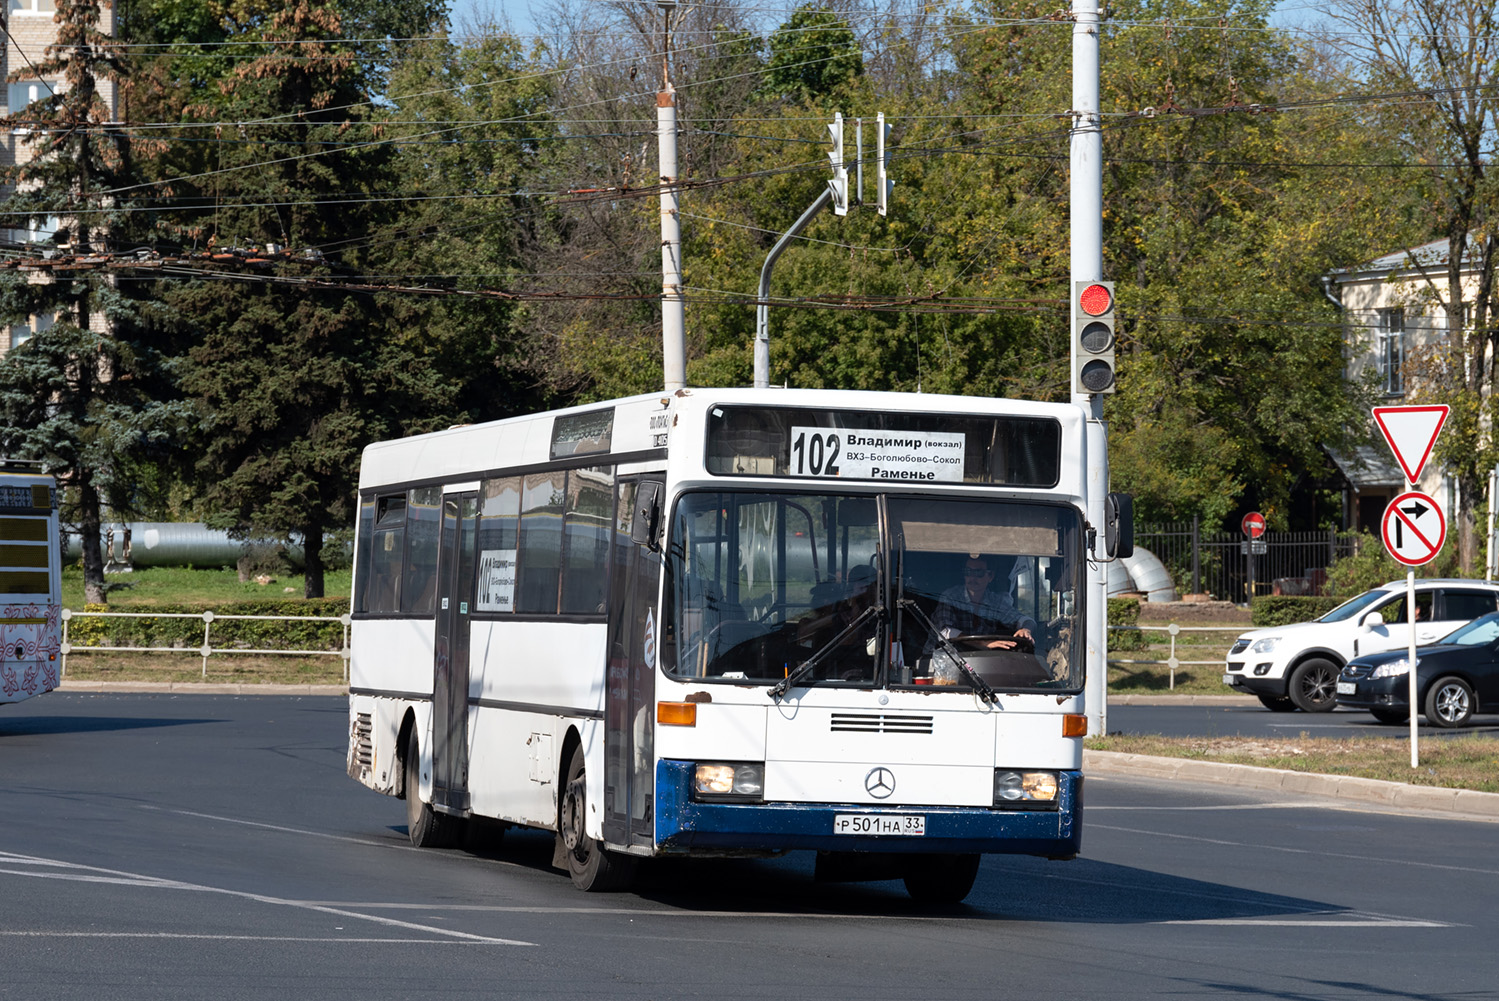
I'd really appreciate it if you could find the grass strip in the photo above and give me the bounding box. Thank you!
[61,652,345,686]
[1086,733,1499,794]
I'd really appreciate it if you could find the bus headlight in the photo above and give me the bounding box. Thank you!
[993,769,1059,808]
[692,762,765,801]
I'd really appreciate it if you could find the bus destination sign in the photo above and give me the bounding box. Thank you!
[790,426,964,482]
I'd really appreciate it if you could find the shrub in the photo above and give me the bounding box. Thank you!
[1251,595,1345,627]
[1107,597,1146,651]
[66,598,350,651]
[1324,530,1461,596]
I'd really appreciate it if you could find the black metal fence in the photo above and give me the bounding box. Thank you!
[1136,519,1358,603]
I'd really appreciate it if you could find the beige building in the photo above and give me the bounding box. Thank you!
[1324,239,1477,533]
[2,0,118,357]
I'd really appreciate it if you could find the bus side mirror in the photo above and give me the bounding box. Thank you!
[632,480,663,551]
[1106,492,1133,559]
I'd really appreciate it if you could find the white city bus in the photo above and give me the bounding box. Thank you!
[347,388,1126,901]
[0,460,61,705]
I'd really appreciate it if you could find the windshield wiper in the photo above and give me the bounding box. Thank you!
[899,598,998,704]
[768,604,883,699]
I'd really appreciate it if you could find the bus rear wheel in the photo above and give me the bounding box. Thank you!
[902,853,980,904]
[560,745,635,892]
[404,728,460,848]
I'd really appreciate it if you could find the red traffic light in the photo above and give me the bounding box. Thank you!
[1078,283,1113,317]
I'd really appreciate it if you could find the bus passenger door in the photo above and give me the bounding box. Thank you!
[432,491,478,814]
[604,478,663,848]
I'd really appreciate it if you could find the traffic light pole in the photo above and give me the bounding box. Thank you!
[754,187,833,389]
[1070,0,1108,737]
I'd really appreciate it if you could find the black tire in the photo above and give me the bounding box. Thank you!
[1424,676,1475,728]
[1256,694,1296,712]
[1369,708,1409,725]
[902,853,980,904]
[404,728,460,848]
[1287,659,1339,713]
[559,744,635,892]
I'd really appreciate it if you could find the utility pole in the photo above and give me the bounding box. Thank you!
[1070,0,1109,738]
[658,0,686,392]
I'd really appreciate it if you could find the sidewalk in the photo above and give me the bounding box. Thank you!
[1085,748,1499,821]
[57,680,348,696]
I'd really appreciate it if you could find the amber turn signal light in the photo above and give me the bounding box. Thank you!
[1062,714,1087,737]
[657,701,697,726]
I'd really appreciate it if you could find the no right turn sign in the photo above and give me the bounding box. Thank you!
[1381,490,1447,566]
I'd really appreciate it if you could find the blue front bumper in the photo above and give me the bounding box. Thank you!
[655,759,1082,857]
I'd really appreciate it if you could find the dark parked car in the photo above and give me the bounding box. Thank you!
[1335,611,1499,727]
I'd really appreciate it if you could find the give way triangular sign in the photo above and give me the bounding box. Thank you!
[1372,405,1449,484]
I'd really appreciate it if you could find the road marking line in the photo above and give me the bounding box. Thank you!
[1091,823,1499,876]
[0,851,535,946]
[1090,803,1334,812]
[0,932,503,943]
[1158,915,1452,928]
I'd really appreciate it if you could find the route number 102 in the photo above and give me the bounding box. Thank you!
[790,430,842,477]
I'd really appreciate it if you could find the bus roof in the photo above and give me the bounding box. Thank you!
[358,388,1087,491]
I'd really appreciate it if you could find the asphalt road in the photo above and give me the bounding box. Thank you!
[1109,702,1499,738]
[2,693,1496,1000]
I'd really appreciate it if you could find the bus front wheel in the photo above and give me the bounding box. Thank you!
[559,745,635,892]
[903,853,979,903]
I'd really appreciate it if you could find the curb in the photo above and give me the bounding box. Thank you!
[56,681,348,696]
[1109,694,1259,706]
[1084,749,1499,821]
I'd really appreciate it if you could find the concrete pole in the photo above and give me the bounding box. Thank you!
[1070,0,1108,736]
[658,4,685,392]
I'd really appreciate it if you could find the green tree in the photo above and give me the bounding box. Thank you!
[760,4,863,105]
[133,0,459,596]
[1324,0,1499,570]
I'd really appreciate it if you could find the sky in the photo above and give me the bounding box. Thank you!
[443,1,1325,45]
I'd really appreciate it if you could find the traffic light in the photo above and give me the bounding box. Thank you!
[876,112,893,216]
[1072,279,1116,395]
[827,112,848,216]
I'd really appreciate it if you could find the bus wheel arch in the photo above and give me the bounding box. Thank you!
[395,709,417,800]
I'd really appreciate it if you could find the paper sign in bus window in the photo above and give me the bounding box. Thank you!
[477,549,518,612]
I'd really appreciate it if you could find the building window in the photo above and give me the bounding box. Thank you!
[7,0,56,14]
[1377,308,1404,395]
[9,312,54,350]
[7,81,59,112]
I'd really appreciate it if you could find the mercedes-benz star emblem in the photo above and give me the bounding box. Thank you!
[865,766,895,799]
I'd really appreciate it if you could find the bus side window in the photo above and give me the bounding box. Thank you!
[517,470,564,613]
[353,495,375,613]
[402,486,442,615]
[368,495,406,613]
[561,467,614,614]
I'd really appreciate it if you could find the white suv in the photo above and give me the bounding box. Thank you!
[1223,579,1499,712]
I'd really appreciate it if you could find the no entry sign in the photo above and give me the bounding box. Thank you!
[1381,491,1447,566]
[1241,511,1266,539]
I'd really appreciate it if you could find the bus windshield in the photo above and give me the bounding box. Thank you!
[661,491,1083,693]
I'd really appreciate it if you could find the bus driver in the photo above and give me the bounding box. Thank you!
[932,554,1036,651]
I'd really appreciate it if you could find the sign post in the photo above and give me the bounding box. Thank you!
[1241,512,1265,604]
[1372,405,1449,769]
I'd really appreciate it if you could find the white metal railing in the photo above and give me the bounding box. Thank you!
[60,608,353,681]
[1107,623,1245,689]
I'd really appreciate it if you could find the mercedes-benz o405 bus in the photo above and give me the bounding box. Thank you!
[347,389,1124,902]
